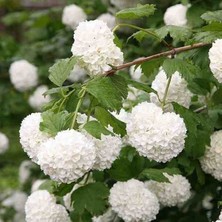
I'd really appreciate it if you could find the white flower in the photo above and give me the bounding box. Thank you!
[110,0,138,9]
[92,209,116,222]
[0,132,9,154]
[145,174,191,207]
[19,113,50,163]
[150,69,192,111]
[109,179,159,222]
[129,65,143,82]
[202,194,213,210]
[9,60,38,92]
[62,4,87,29]
[37,129,96,183]
[209,39,222,83]
[25,190,70,222]
[163,4,188,26]
[200,130,222,181]
[126,102,187,163]
[31,179,46,193]
[93,134,122,170]
[97,13,116,29]
[71,20,123,76]
[67,65,87,82]
[2,191,28,213]
[216,211,222,222]
[29,85,51,111]
[19,160,36,184]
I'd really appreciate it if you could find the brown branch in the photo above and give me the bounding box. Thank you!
[106,42,210,75]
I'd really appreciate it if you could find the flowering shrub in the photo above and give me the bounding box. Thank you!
[2,0,222,222]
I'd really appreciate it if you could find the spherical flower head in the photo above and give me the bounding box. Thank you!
[71,20,123,76]
[68,64,87,82]
[150,69,192,111]
[62,4,87,29]
[93,134,122,170]
[25,190,70,222]
[19,113,50,163]
[126,102,187,162]
[200,130,222,181]
[9,60,38,92]
[109,179,159,222]
[2,191,28,213]
[164,4,188,26]
[145,174,191,207]
[97,13,116,29]
[37,129,96,183]
[209,39,222,83]
[129,65,143,82]
[19,160,36,184]
[29,85,51,111]
[0,132,9,154]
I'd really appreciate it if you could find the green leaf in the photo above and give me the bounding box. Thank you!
[162,58,210,94]
[86,75,128,111]
[187,4,205,28]
[139,168,181,182]
[127,79,156,94]
[72,182,109,215]
[83,121,114,139]
[39,180,57,193]
[173,103,213,158]
[201,10,222,23]
[49,57,77,86]
[94,106,126,137]
[108,153,145,181]
[53,183,75,197]
[70,210,92,222]
[40,110,72,136]
[116,4,156,19]
[141,57,165,79]
[156,25,192,42]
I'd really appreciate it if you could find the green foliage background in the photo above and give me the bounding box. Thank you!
[1,0,222,221]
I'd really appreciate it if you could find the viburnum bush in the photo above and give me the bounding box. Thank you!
[3,0,222,222]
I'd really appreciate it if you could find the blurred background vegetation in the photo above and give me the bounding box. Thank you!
[1,0,222,221]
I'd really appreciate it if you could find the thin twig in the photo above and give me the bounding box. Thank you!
[106,42,210,76]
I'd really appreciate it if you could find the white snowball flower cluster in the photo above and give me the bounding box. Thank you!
[209,39,222,83]
[9,60,38,92]
[202,194,213,210]
[150,69,192,111]
[145,173,191,207]
[93,134,122,170]
[71,20,123,76]
[163,4,188,26]
[200,130,222,181]
[126,102,187,162]
[67,64,87,82]
[19,113,50,163]
[2,191,28,213]
[28,85,51,111]
[37,129,96,183]
[0,132,9,154]
[97,13,116,29]
[62,4,87,30]
[216,211,222,222]
[109,179,159,222]
[19,160,36,184]
[129,65,143,82]
[25,190,70,222]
